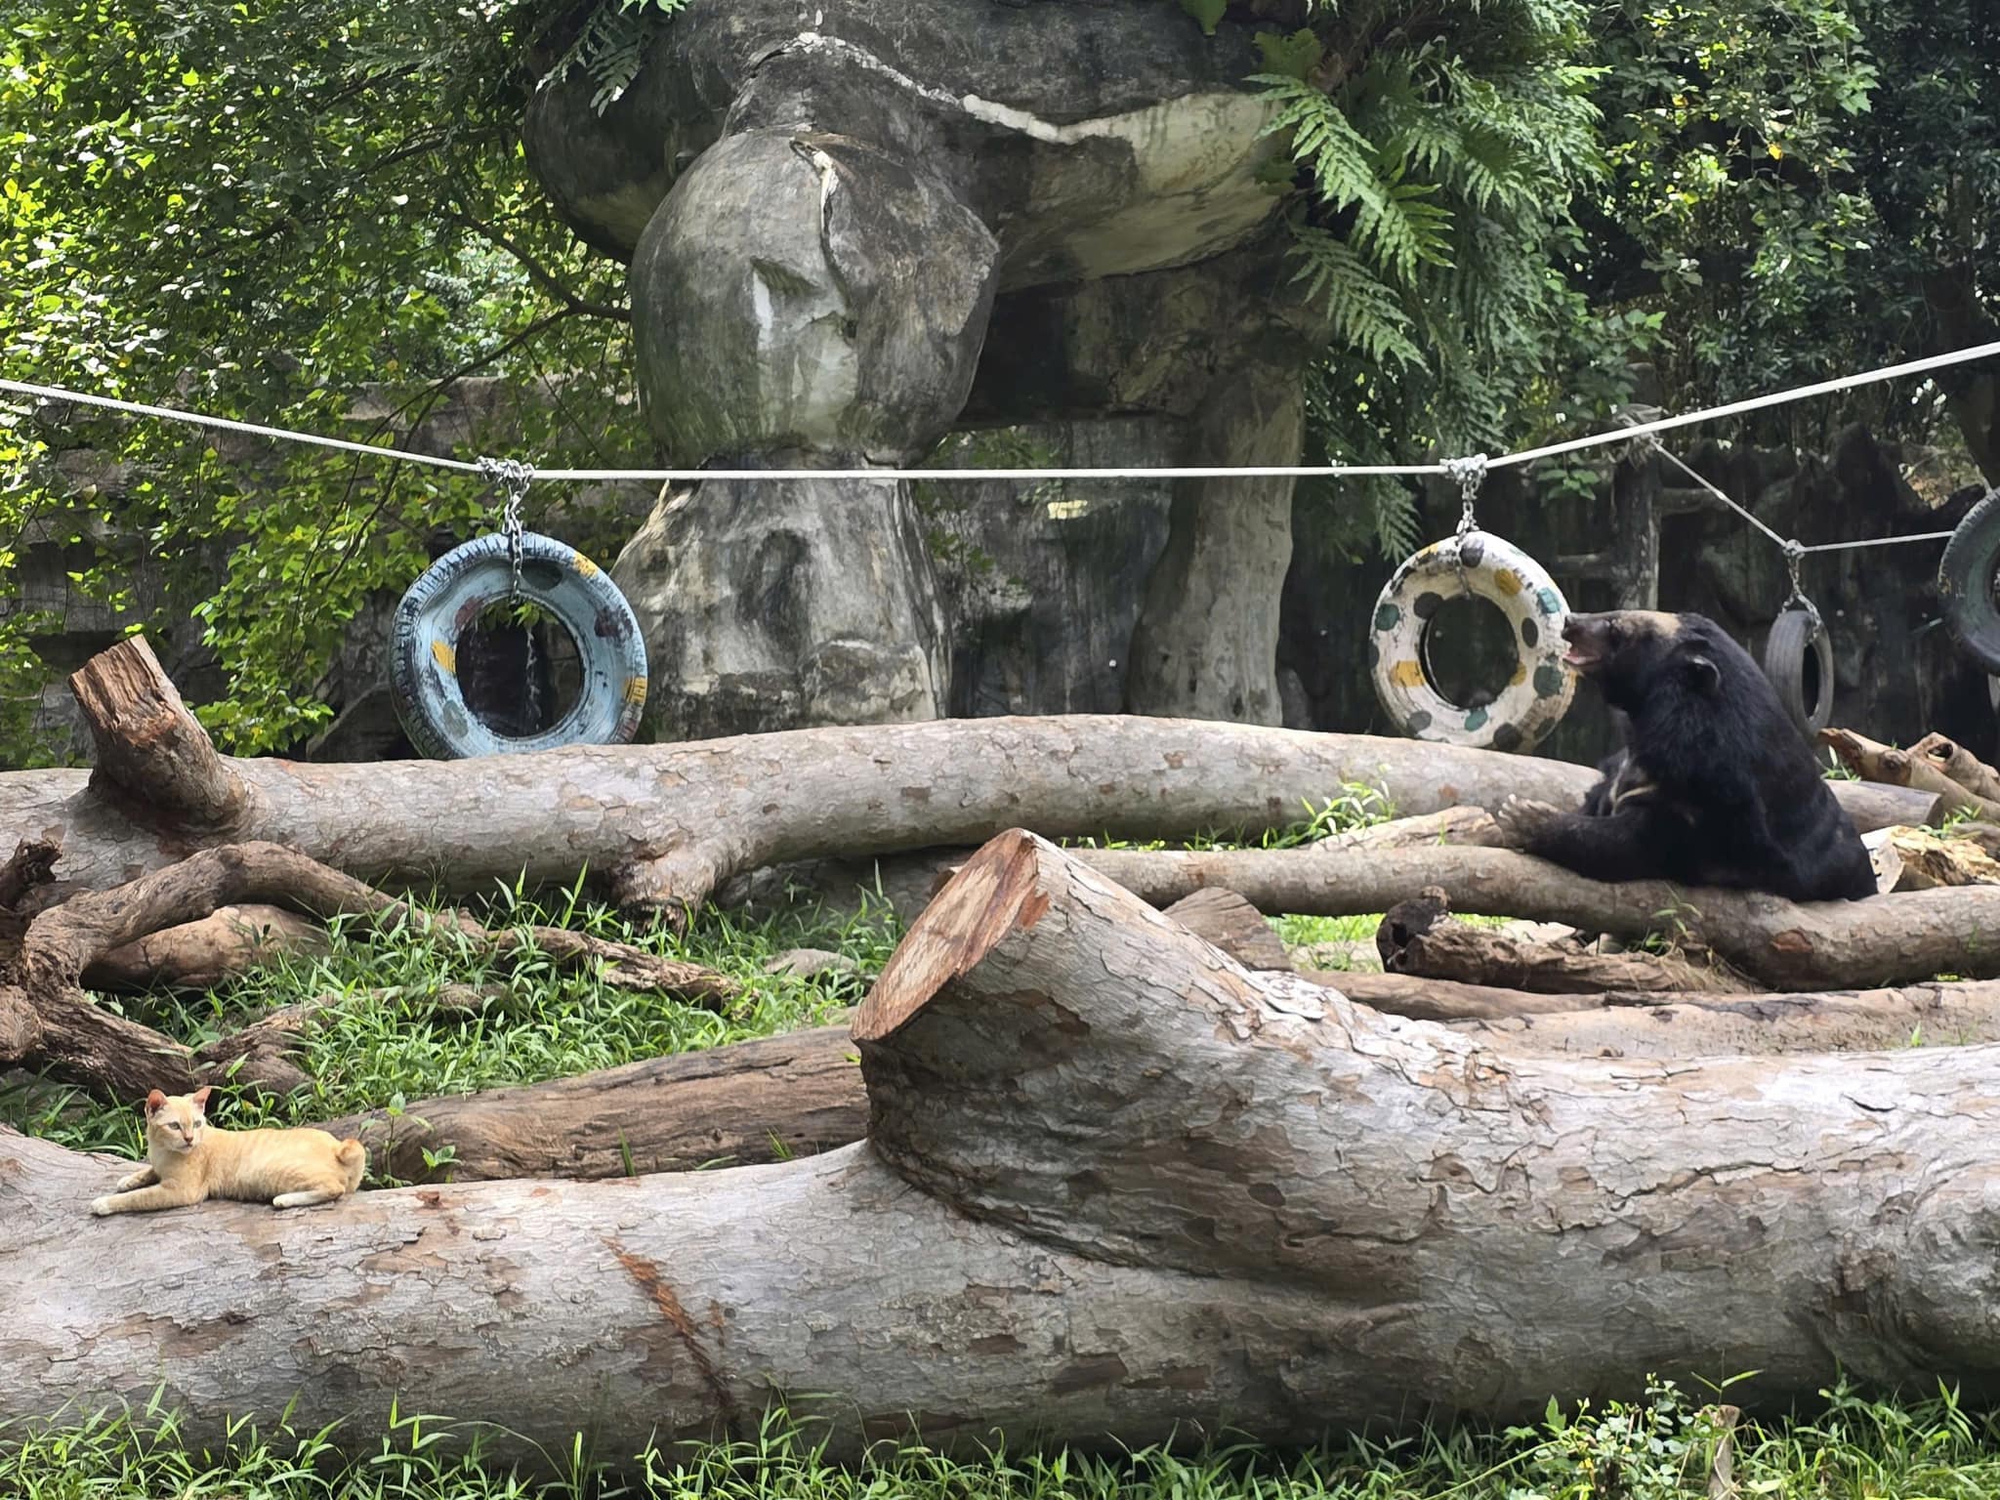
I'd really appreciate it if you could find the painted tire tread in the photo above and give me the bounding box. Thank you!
[1938,488,2000,675]
[1367,529,1574,753]
[389,531,649,760]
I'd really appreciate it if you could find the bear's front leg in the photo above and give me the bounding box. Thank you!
[1494,796,1669,885]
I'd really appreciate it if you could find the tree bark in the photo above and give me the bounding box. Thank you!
[9,639,1927,922]
[1379,904,1753,995]
[723,795,1921,930]
[82,904,328,991]
[311,965,2000,1186]
[68,634,246,830]
[1123,361,1302,725]
[314,1026,864,1184]
[1040,843,2000,991]
[1911,732,2000,803]
[1821,727,2000,822]
[1449,983,2000,1057]
[11,828,2000,1463]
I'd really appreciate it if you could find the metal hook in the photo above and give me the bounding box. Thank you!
[1612,405,1665,465]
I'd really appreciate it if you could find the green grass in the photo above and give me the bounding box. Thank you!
[0,883,902,1164]
[4,1378,1999,1499]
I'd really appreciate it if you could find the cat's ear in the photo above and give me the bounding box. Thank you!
[145,1089,166,1114]
[191,1085,213,1112]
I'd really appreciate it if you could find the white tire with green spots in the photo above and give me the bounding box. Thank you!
[1368,529,1576,753]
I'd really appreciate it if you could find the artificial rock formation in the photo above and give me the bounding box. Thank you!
[521,0,1335,738]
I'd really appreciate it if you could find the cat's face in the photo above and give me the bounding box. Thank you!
[144,1086,212,1153]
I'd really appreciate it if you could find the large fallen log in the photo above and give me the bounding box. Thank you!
[8,827,2000,1463]
[4,636,1931,920]
[765,836,2000,992]
[1821,727,2000,822]
[1083,845,2000,990]
[1376,894,1753,994]
[322,970,2000,1185]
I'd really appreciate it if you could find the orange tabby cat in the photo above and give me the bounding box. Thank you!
[89,1086,367,1216]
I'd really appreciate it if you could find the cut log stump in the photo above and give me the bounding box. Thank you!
[9,829,2000,1466]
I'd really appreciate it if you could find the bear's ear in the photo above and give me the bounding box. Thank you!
[1683,652,1721,696]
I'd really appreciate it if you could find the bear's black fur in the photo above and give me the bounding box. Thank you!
[1496,610,1877,902]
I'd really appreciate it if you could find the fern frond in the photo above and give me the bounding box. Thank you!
[1288,225,1427,371]
[1351,168,1455,283]
[1252,74,1384,216]
[540,0,686,116]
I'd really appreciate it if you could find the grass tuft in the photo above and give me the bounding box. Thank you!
[5,1379,2000,1499]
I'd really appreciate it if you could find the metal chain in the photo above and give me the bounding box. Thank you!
[1443,454,1489,538]
[477,455,535,598]
[1780,537,1823,638]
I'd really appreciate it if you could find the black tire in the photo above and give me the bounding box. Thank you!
[1762,607,1834,739]
[1938,488,2000,673]
[388,531,649,760]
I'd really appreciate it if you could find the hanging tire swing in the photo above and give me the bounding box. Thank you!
[1937,486,2000,675]
[1761,604,1835,737]
[388,460,649,761]
[1760,541,1836,738]
[1369,459,1577,753]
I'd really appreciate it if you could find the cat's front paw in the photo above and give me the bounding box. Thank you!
[89,1196,117,1216]
[1493,795,1562,847]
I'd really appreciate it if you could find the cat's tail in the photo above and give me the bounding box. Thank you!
[336,1138,367,1193]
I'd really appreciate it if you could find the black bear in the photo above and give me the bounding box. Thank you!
[1494,610,1878,902]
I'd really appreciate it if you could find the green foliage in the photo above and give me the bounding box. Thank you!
[1580,0,1886,435]
[1179,0,1229,38]
[1578,0,2000,468]
[7,1377,2000,1499]
[544,0,690,113]
[1253,4,1612,561]
[0,0,645,754]
[2,883,893,1162]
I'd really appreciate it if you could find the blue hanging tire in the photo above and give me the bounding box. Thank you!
[1938,487,2000,674]
[388,531,649,760]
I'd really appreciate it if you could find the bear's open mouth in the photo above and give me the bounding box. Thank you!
[1561,642,1601,670]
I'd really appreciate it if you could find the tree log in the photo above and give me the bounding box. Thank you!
[4,636,1932,920]
[10,827,2000,1462]
[1024,843,2000,991]
[313,1025,865,1184]
[309,962,2000,1187]
[1910,732,2000,803]
[82,904,329,991]
[1821,727,2000,822]
[1378,904,1753,995]
[1450,983,2000,1057]
[0,843,736,1100]
[69,635,246,830]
